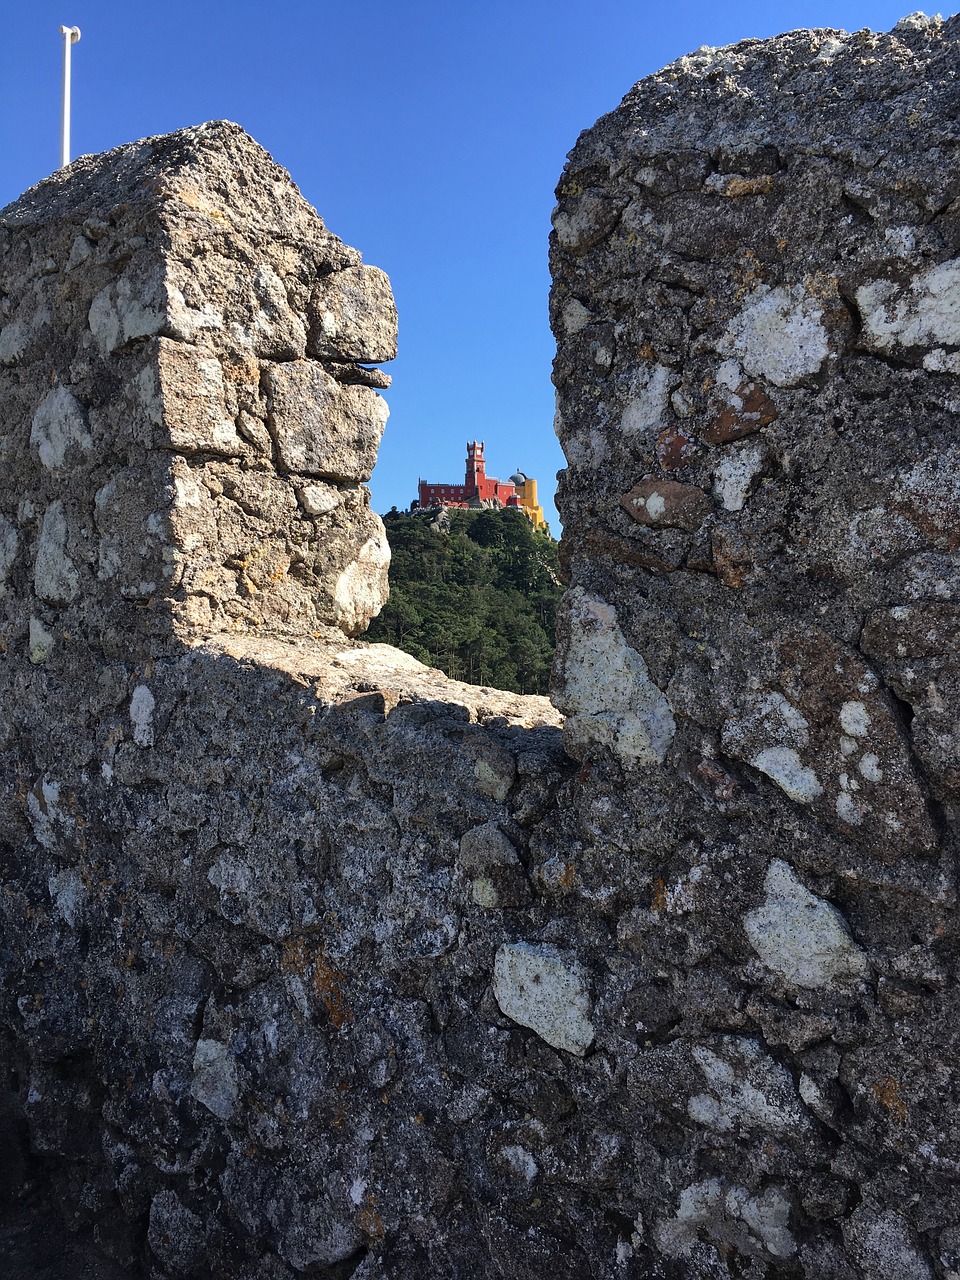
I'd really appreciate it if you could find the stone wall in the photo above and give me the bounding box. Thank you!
[4,17,960,1280]
[0,120,395,655]
[550,12,960,1277]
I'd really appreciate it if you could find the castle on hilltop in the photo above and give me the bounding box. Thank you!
[414,441,547,529]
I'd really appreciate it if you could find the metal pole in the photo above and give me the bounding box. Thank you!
[59,25,81,168]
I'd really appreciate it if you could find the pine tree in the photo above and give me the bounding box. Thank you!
[366,508,562,695]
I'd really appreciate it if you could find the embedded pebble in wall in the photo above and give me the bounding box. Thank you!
[619,363,673,437]
[554,587,675,766]
[749,746,824,803]
[839,700,871,738]
[713,443,766,512]
[720,284,831,388]
[27,616,54,665]
[332,532,391,636]
[687,1037,812,1135]
[655,1179,796,1261]
[129,684,156,748]
[33,501,79,606]
[744,860,868,988]
[30,385,93,470]
[88,267,166,354]
[492,942,595,1055]
[0,318,30,365]
[620,476,712,530]
[297,483,342,517]
[190,1039,238,1120]
[856,259,960,368]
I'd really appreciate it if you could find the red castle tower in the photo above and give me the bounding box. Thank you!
[417,441,516,509]
[415,442,546,528]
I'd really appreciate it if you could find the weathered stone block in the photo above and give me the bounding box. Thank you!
[307,263,398,363]
[0,119,395,646]
[263,359,387,481]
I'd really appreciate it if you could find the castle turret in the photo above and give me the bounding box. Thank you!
[465,440,486,497]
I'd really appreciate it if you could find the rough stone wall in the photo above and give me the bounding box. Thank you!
[5,19,960,1280]
[550,12,960,1278]
[0,120,395,652]
[0,123,583,1280]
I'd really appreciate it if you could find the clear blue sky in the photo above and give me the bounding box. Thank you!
[0,1,936,531]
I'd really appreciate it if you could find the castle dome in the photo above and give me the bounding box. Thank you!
[509,471,527,486]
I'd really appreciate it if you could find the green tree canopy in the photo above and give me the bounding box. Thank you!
[366,508,562,695]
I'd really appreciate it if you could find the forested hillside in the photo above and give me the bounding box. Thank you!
[366,508,562,694]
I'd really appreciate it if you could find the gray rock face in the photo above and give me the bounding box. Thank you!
[6,20,960,1278]
[549,13,960,1278]
[0,120,394,649]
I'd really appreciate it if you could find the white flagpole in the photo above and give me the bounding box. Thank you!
[59,25,81,168]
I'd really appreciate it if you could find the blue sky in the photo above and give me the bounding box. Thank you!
[0,1,936,531]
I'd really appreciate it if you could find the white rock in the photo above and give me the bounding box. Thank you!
[297,483,341,517]
[0,318,29,365]
[134,364,163,426]
[556,588,675,767]
[248,263,306,357]
[815,35,850,63]
[749,746,823,802]
[744,859,869,988]
[835,790,864,826]
[923,347,960,373]
[191,1039,238,1120]
[471,877,499,908]
[688,1037,809,1134]
[895,12,942,31]
[562,299,593,335]
[620,363,672,435]
[501,1145,538,1181]
[839,700,871,737]
[172,475,205,510]
[89,269,166,354]
[493,942,595,1055]
[715,358,744,390]
[130,685,156,747]
[30,385,93,470]
[722,284,829,387]
[28,616,54,665]
[713,444,765,512]
[26,778,65,850]
[859,753,883,783]
[333,532,390,635]
[48,867,84,927]
[34,501,80,605]
[656,1178,795,1260]
[207,851,254,898]
[166,284,224,342]
[857,258,960,356]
